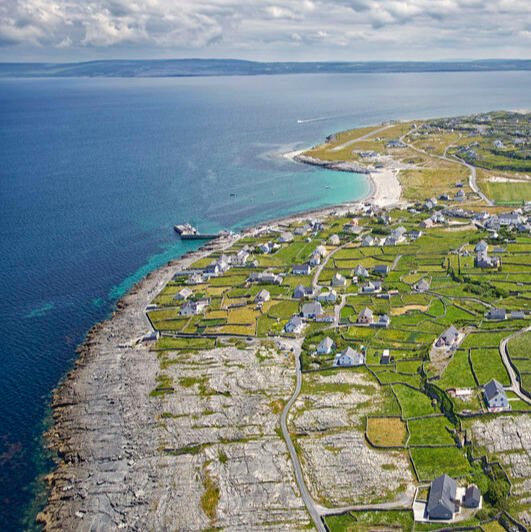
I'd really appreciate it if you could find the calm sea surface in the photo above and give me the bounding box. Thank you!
[1,71,530,529]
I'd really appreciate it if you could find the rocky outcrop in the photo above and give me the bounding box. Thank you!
[293,154,371,174]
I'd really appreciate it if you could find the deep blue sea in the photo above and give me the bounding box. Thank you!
[1,71,530,529]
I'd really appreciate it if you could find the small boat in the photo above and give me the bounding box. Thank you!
[230,193,236,197]
[325,185,331,189]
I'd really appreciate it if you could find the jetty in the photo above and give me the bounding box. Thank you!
[174,223,219,240]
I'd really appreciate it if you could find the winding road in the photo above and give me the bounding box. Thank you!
[280,342,326,532]
[499,326,531,405]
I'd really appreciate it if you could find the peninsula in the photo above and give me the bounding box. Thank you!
[40,111,531,531]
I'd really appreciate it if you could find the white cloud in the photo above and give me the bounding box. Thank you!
[0,0,529,60]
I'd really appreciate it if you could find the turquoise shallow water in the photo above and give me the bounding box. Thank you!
[0,71,530,529]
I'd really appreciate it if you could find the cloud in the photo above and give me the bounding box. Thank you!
[0,0,529,60]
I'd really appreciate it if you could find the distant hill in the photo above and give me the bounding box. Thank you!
[0,59,530,78]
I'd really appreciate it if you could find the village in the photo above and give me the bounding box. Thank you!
[143,112,531,531]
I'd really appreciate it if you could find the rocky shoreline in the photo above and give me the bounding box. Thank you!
[38,144,404,529]
[293,153,371,175]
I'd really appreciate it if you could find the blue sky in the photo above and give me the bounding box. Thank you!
[1,0,530,62]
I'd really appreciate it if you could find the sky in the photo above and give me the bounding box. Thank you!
[1,0,530,62]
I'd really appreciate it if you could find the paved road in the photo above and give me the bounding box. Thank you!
[330,124,392,152]
[499,326,531,405]
[280,342,326,532]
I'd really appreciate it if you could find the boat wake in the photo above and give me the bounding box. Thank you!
[297,112,358,124]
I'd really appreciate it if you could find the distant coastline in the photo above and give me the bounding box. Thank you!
[1,58,530,78]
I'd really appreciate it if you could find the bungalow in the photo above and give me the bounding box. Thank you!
[373,314,390,328]
[174,287,193,301]
[279,231,294,243]
[293,264,312,275]
[316,245,328,257]
[316,313,335,323]
[387,139,407,148]
[384,236,399,246]
[354,264,370,278]
[390,226,407,240]
[427,474,458,520]
[436,325,459,347]
[374,264,390,276]
[255,289,270,303]
[486,308,506,320]
[317,337,334,355]
[511,310,526,320]
[361,280,382,294]
[141,330,160,343]
[328,234,340,245]
[284,316,305,334]
[358,307,374,325]
[463,485,481,509]
[334,346,365,367]
[318,289,337,303]
[380,349,391,364]
[260,242,273,254]
[293,284,314,299]
[484,379,509,410]
[332,272,347,287]
[499,213,522,226]
[454,190,465,201]
[302,301,323,319]
[343,222,360,234]
[248,272,282,285]
[414,278,430,293]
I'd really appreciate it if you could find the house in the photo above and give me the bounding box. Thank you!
[293,264,312,275]
[420,218,436,229]
[474,250,501,269]
[354,264,370,278]
[408,229,423,240]
[293,284,313,299]
[454,190,465,201]
[387,139,407,148]
[361,235,376,247]
[511,310,525,320]
[332,273,347,287]
[180,298,210,316]
[309,251,321,266]
[358,307,374,325]
[499,213,522,226]
[361,280,382,294]
[374,314,390,328]
[486,308,506,320]
[334,346,365,367]
[475,240,488,253]
[141,330,160,343]
[380,349,391,364]
[427,474,458,520]
[284,316,304,334]
[436,325,459,347]
[248,272,282,285]
[255,289,270,303]
[204,261,221,275]
[233,249,250,266]
[343,222,361,234]
[316,313,335,323]
[414,278,430,293]
[260,242,273,254]
[187,272,204,285]
[294,224,311,236]
[302,301,323,319]
[384,236,399,246]
[374,264,390,276]
[328,234,340,245]
[493,139,504,149]
[390,226,407,240]
[318,289,337,303]
[279,231,294,243]
[317,337,334,355]
[484,379,509,410]
[316,245,328,258]
[174,287,193,301]
[463,485,481,509]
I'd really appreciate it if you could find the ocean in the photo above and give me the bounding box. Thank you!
[0,71,530,529]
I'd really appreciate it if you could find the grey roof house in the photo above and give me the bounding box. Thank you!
[317,337,334,355]
[484,379,509,410]
[427,474,458,520]
[463,485,481,508]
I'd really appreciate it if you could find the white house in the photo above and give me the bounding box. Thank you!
[284,316,304,334]
[279,231,294,243]
[255,289,270,303]
[302,301,323,318]
[332,272,347,287]
[293,264,312,275]
[317,337,334,355]
[318,289,337,303]
[174,287,193,301]
[334,346,365,367]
